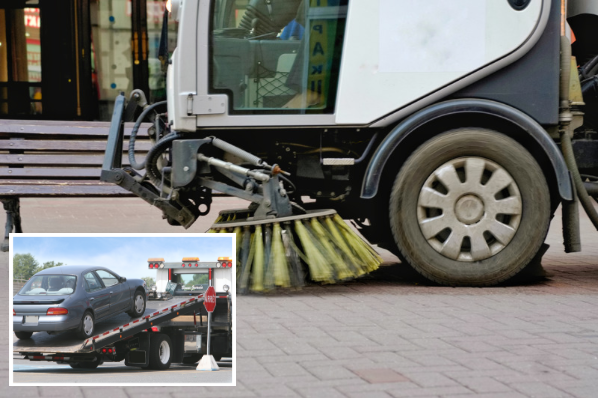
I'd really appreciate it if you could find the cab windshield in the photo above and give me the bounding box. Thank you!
[18,274,77,296]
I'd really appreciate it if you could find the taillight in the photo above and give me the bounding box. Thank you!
[46,308,68,315]
[181,263,185,267]
[108,348,113,354]
[102,348,107,353]
[195,263,198,267]
[228,262,232,268]
[146,326,159,332]
[13,309,16,316]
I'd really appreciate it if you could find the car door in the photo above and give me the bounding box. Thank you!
[82,271,111,320]
[94,269,128,314]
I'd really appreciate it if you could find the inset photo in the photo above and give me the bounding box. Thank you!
[10,233,235,386]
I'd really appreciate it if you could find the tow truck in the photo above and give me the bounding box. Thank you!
[13,257,233,370]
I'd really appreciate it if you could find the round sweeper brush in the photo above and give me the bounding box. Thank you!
[209,209,383,293]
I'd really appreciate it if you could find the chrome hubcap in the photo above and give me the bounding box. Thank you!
[417,157,522,262]
[83,315,94,335]
[135,295,144,313]
[159,341,170,364]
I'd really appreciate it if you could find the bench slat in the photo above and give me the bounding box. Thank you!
[0,168,103,178]
[0,184,134,197]
[0,126,150,138]
[0,119,148,127]
[0,140,152,152]
[0,120,151,137]
[0,179,123,185]
[0,154,143,167]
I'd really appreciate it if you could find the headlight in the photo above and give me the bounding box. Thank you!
[223,285,230,292]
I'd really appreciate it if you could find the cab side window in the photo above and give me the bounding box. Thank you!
[95,270,119,287]
[84,272,103,292]
[210,0,348,114]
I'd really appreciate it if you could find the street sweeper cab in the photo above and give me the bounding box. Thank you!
[147,257,233,300]
[102,0,598,289]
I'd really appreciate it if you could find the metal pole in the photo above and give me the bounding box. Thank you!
[207,311,212,356]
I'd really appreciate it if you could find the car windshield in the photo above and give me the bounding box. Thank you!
[18,274,77,296]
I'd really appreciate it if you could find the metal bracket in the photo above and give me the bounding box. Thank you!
[188,94,227,115]
[171,139,211,187]
[101,169,196,228]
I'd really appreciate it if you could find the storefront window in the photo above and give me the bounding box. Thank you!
[146,0,178,102]
[91,0,133,119]
[0,4,42,116]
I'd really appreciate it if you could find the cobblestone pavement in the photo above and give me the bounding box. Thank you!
[1,198,597,398]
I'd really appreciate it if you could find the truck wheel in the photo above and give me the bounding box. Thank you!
[389,128,551,286]
[14,331,33,340]
[148,334,172,370]
[181,354,202,364]
[75,311,95,339]
[128,289,146,318]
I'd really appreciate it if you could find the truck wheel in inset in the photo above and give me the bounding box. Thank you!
[148,334,172,370]
[389,128,551,286]
[75,311,95,339]
[14,331,33,340]
[128,289,146,318]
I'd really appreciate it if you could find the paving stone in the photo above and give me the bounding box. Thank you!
[345,390,393,398]
[352,368,411,384]
[450,376,513,393]
[386,385,475,397]
[293,386,346,397]
[81,387,128,397]
[508,381,573,397]
[305,365,356,380]
[38,387,85,398]
[262,362,313,378]
[3,387,41,398]
[400,371,459,388]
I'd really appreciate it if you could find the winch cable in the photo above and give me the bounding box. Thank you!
[129,100,168,170]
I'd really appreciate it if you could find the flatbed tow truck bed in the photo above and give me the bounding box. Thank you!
[13,296,209,355]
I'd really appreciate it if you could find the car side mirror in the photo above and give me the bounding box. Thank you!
[119,277,127,283]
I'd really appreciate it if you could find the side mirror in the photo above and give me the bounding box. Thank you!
[119,277,127,283]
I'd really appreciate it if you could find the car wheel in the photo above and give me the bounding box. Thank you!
[128,289,146,318]
[14,331,33,340]
[181,354,202,364]
[389,128,551,286]
[148,334,172,370]
[76,311,95,339]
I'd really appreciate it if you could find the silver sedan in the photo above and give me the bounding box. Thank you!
[13,265,147,340]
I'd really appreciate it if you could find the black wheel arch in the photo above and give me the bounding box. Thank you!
[361,98,573,207]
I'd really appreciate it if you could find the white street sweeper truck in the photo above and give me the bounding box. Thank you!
[101,0,598,289]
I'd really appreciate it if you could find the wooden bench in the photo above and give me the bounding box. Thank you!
[0,119,153,251]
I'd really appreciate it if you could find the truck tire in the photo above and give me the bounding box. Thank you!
[148,334,172,370]
[75,311,95,339]
[389,128,551,286]
[128,289,146,318]
[14,331,33,340]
